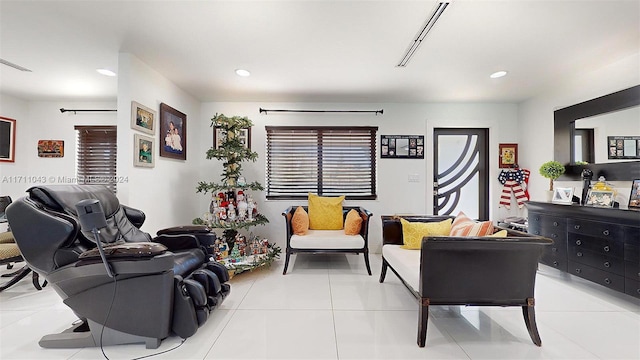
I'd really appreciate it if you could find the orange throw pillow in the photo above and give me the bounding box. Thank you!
[292,206,309,235]
[449,211,494,237]
[344,209,363,235]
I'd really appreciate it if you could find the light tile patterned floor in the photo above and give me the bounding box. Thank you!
[1,254,638,359]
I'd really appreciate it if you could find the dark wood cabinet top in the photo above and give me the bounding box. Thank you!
[526,201,640,227]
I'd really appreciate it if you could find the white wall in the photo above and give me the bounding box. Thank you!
[198,102,518,253]
[518,52,640,208]
[116,53,202,235]
[0,95,116,200]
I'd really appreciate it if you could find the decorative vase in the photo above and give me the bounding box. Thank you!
[545,190,554,202]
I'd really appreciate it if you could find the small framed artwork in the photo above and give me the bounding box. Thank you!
[585,189,615,208]
[628,179,640,210]
[213,127,251,150]
[131,101,156,135]
[37,140,64,157]
[499,143,518,168]
[552,187,574,204]
[380,135,424,159]
[159,103,186,160]
[0,116,16,163]
[134,134,155,167]
[607,136,640,159]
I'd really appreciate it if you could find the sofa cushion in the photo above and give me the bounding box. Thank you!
[400,218,452,249]
[308,193,345,230]
[344,209,363,235]
[382,244,420,292]
[449,211,494,237]
[292,206,309,235]
[290,230,364,249]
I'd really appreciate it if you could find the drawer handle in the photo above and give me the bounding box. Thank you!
[535,216,539,221]
[577,252,583,257]
[574,225,580,230]
[637,289,640,294]
[552,247,557,253]
[603,230,610,236]
[553,261,558,266]
[576,240,582,246]
[534,231,540,235]
[553,221,558,226]
[603,246,610,252]
[552,234,558,238]
[604,261,610,268]
[575,268,582,274]
[604,278,611,285]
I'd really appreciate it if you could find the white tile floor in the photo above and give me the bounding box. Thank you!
[1,254,639,360]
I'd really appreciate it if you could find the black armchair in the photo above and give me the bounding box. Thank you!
[6,185,230,349]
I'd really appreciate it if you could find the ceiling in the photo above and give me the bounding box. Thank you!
[0,0,638,104]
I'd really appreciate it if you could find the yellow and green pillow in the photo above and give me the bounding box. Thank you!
[400,218,453,250]
[308,193,345,230]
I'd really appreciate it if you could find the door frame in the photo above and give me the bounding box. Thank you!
[433,128,489,220]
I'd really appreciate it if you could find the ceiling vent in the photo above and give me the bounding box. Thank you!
[397,1,450,67]
[0,58,32,72]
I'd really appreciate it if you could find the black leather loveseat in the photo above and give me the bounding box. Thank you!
[6,185,230,349]
[380,215,552,347]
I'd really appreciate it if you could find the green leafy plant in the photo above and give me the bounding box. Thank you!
[539,161,566,191]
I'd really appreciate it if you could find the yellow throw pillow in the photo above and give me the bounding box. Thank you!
[449,211,494,237]
[488,229,508,237]
[292,206,309,235]
[308,193,345,230]
[344,209,363,235]
[400,218,453,250]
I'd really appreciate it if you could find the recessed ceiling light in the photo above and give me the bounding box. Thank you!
[96,68,116,77]
[235,69,251,77]
[490,71,507,79]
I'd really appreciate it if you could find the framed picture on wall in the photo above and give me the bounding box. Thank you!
[37,140,64,158]
[0,116,16,163]
[134,134,155,168]
[159,103,187,160]
[213,127,251,150]
[499,143,518,168]
[131,101,156,135]
[380,135,424,159]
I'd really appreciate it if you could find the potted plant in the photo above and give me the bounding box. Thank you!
[539,161,565,200]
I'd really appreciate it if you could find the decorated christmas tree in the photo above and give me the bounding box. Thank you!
[194,113,280,275]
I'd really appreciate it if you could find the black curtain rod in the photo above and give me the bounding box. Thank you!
[60,108,117,114]
[259,108,383,115]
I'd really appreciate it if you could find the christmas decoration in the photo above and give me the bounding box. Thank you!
[193,113,280,277]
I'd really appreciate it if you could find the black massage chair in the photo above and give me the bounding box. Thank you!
[5,185,230,349]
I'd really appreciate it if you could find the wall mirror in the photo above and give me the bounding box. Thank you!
[554,85,640,180]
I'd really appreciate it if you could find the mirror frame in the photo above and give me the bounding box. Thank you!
[554,85,640,181]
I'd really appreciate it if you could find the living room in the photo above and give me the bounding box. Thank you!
[0,1,638,359]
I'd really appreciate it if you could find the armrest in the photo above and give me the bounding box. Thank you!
[282,207,297,246]
[154,234,202,252]
[122,205,146,229]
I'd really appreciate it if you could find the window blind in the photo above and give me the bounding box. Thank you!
[75,126,117,193]
[266,126,377,200]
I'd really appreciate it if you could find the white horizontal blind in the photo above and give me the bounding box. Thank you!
[266,126,377,199]
[75,126,117,193]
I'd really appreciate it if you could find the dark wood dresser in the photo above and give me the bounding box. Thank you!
[527,201,640,298]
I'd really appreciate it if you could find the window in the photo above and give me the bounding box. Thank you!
[266,126,377,200]
[75,126,117,192]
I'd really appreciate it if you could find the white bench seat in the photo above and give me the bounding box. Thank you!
[290,230,364,249]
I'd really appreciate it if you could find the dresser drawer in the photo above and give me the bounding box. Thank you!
[568,219,624,240]
[528,213,567,237]
[625,260,640,281]
[625,278,640,299]
[625,243,639,263]
[568,261,625,292]
[568,247,625,275]
[625,227,640,246]
[540,252,567,272]
[568,233,624,258]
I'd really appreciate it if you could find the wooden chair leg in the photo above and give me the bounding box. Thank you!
[0,265,31,292]
[418,298,429,347]
[363,250,372,276]
[282,250,291,275]
[522,298,542,346]
[379,258,388,283]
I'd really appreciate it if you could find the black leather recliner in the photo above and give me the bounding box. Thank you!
[6,185,230,349]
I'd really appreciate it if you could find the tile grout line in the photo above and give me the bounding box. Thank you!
[328,271,340,360]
